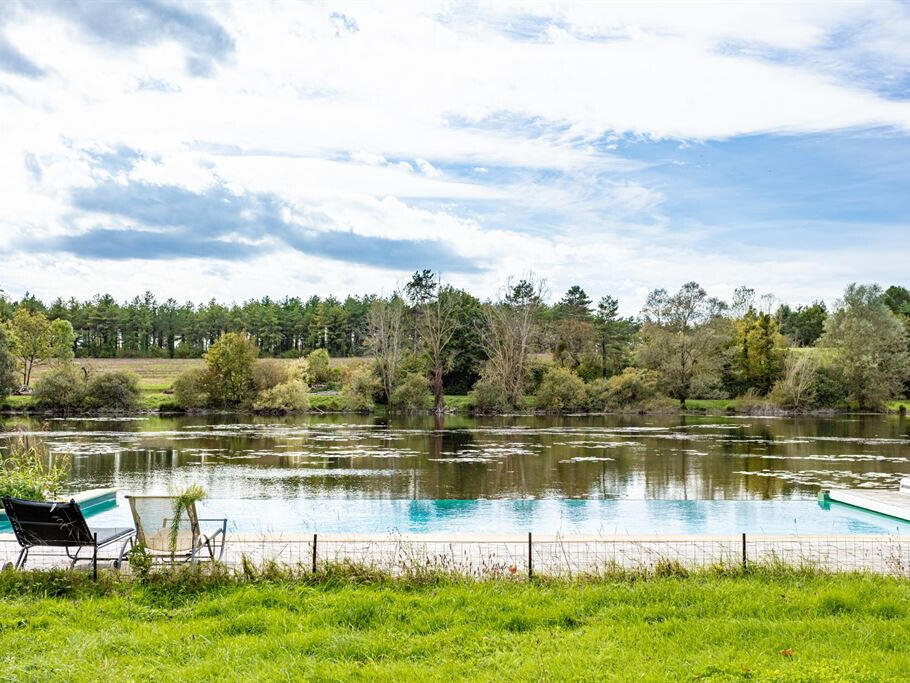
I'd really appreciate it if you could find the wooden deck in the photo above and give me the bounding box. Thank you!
[825,489,910,522]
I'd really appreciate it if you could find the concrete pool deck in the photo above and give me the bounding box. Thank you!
[3,532,908,576]
[823,488,910,523]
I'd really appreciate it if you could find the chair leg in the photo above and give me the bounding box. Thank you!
[113,537,132,570]
[15,547,28,570]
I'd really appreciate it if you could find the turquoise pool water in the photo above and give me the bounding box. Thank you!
[74,497,910,536]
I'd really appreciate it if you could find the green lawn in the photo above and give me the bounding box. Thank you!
[0,569,907,681]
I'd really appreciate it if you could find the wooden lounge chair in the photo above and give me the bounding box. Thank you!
[2,496,133,571]
[125,495,227,563]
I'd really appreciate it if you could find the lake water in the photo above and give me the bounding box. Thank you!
[2,413,909,534]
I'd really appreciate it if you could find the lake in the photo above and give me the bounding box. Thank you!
[3,413,910,534]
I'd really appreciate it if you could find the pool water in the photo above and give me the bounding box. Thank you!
[82,497,910,536]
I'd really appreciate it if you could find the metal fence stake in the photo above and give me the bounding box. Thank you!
[528,532,533,579]
[742,532,747,570]
[93,532,98,581]
[312,533,317,574]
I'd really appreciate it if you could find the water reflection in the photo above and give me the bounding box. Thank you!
[1,413,909,500]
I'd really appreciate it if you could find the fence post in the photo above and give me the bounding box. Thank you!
[312,533,317,574]
[93,532,98,581]
[528,532,533,579]
[741,532,747,570]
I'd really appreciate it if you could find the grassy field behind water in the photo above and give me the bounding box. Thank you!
[0,567,907,681]
[9,357,367,412]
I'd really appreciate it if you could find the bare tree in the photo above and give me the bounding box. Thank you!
[771,352,817,410]
[480,275,547,407]
[368,295,406,403]
[417,283,460,412]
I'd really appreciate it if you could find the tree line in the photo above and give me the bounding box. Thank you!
[0,291,376,359]
[2,276,909,412]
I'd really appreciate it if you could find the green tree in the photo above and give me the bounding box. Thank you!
[820,284,910,410]
[441,289,485,394]
[636,282,729,407]
[0,326,16,399]
[593,295,636,378]
[203,332,258,406]
[732,310,787,394]
[405,269,437,306]
[776,301,827,347]
[6,308,52,386]
[557,285,593,319]
[49,319,76,362]
[883,285,910,317]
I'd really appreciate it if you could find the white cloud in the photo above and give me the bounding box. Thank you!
[415,158,441,178]
[0,1,908,311]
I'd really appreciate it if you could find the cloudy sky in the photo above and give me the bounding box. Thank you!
[1,1,909,312]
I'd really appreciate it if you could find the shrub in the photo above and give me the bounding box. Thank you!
[341,362,381,412]
[585,378,611,411]
[157,401,183,412]
[83,371,141,411]
[575,353,605,383]
[769,353,817,410]
[253,359,289,392]
[286,359,309,383]
[467,375,512,414]
[524,359,551,394]
[32,364,86,412]
[390,372,432,412]
[253,380,309,413]
[312,395,345,411]
[588,367,661,411]
[172,341,200,359]
[204,332,258,407]
[0,444,69,501]
[535,367,586,413]
[397,352,429,380]
[813,363,850,408]
[173,367,210,409]
[306,349,331,386]
[735,389,777,414]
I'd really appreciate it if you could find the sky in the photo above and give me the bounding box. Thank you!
[1,1,909,313]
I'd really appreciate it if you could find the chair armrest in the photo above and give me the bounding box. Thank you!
[199,519,228,539]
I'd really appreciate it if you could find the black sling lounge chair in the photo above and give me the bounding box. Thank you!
[1,496,134,571]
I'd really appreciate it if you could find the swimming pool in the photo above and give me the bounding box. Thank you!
[76,497,910,536]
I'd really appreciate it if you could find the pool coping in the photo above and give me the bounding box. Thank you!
[3,531,905,543]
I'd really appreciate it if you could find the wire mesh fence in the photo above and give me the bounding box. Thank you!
[3,533,908,577]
